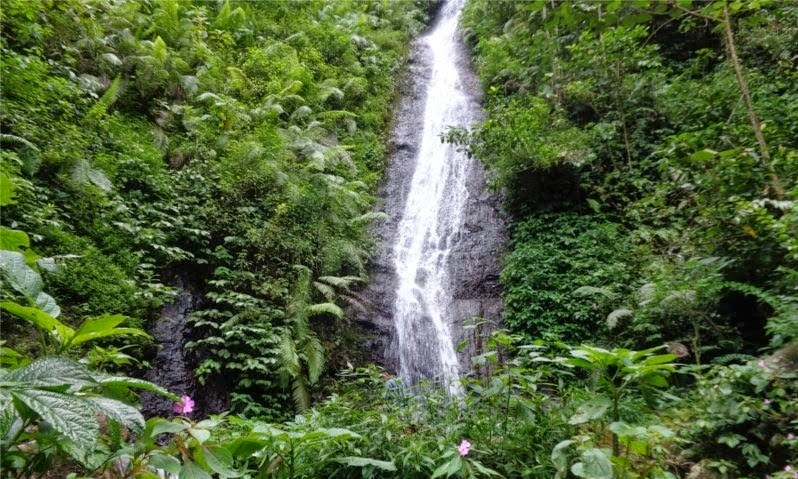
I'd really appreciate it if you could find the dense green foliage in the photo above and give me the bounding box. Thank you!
[1,0,432,414]
[3,0,798,478]
[457,0,798,476]
[460,0,798,352]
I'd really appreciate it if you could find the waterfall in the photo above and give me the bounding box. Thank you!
[391,0,485,393]
[353,0,504,391]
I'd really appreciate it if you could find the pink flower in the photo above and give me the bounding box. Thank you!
[172,395,195,414]
[458,439,471,456]
[789,433,796,440]
[764,399,772,405]
[759,359,766,368]
[786,465,792,472]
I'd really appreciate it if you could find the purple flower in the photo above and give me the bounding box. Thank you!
[173,395,195,414]
[786,465,792,472]
[459,439,471,456]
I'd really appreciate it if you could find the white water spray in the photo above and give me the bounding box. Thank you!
[392,0,479,394]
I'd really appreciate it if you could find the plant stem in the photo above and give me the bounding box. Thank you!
[721,2,784,199]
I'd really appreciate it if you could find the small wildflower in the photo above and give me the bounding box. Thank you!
[786,465,792,472]
[764,399,772,405]
[792,473,797,479]
[458,439,471,456]
[759,359,766,368]
[789,433,795,440]
[172,395,195,414]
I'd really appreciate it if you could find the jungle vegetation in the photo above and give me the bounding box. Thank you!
[1,0,796,478]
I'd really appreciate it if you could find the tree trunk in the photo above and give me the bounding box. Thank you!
[722,3,784,199]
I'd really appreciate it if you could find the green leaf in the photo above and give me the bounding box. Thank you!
[201,446,241,477]
[34,292,60,317]
[0,170,17,206]
[7,356,95,388]
[336,456,397,471]
[643,354,677,366]
[552,439,575,474]
[147,453,182,474]
[0,398,19,438]
[642,374,668,388]
[0,302,74,343]
[10,389,99,451]
[0,228,29,252]
[94,374,178,400]
[571,448,613,479]
[68,314,150,347]
[189,427,211,444]
[0,250,43,298]
[151,419,189,436]
[569,397,611,425]
[86,396,145,433]
[472,460,503,476]
[179,460,212,479]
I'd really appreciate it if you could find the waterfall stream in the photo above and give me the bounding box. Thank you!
[390,0,496,392]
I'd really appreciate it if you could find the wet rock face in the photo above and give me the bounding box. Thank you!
[354,8,506,377]
[141,272,228,418]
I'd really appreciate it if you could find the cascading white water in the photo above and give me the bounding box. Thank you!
[393,0,479,393]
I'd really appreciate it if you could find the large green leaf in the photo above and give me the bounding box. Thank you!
[0,250,43,298]
[147,453,182,475]
[200,446,241,478]
[0,398,19,439]
[10,389,99,451]
[6,356,95,389]
[34,291,61,317]
[179,460,212,479]
[0,302,73,343]
[93,374,178,400]
[86,396,145,433]
[569,397,611,425]
[68,314,150,347]
[571,448,613,479]
[0,228,29,252]
[336,456,397,471]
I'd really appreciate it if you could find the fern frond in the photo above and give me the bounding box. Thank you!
[637,283,657,305]
[85,76,121,123]
[606,308,633,329]
[303,335,325,384]
[306,302,344,319]
[712,353,756,365]
[278,332,300,377]
[292,376,310,412]
[313,281,337,301]
[317,275,354,289]
[0,134,39,152]
[350,211,390,226]
[342,293,369,314]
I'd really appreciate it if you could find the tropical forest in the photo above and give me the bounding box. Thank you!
[0,0,796,478]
